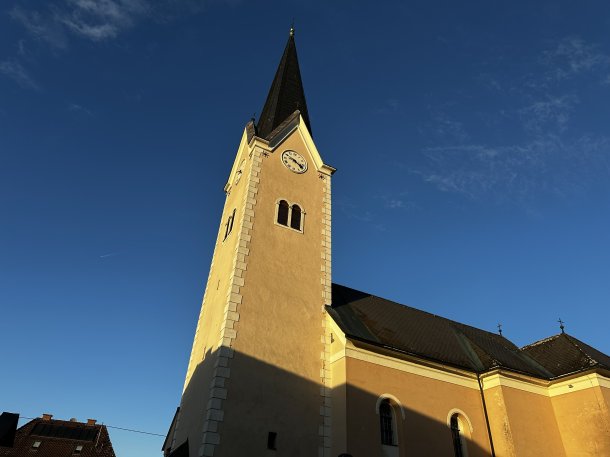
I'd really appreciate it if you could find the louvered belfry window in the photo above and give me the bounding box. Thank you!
[379,399,394,445]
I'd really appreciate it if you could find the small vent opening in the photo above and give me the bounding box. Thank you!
[267,432,277,450]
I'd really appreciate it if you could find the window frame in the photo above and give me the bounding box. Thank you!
[223,208,236,241]
[375,394,404,454]
[447,410,471,457]
[274,199,305,233]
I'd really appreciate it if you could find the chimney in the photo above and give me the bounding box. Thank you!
[87,419,97,426]
[70,418,77,422]
[41,414,53,421]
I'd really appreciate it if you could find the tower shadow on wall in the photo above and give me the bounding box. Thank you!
[172,347,492,457]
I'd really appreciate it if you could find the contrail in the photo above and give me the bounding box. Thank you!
[99,252,119,259]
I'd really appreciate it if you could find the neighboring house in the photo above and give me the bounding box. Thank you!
[162,28,610,457]
[0,414,116,457]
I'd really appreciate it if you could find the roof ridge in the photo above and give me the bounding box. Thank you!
[521,333,562,350]
[563,334,599,366]
[333,282,510,343]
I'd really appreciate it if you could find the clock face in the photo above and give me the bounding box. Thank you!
[281,150,308,174]
[234,159,245,184]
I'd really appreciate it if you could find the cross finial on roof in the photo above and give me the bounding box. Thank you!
[290,19,295,37]
[497,323,503,336]
[558,318,566,334]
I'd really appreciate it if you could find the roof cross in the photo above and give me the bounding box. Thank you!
[497,323,503,336]
[558,318,566,334]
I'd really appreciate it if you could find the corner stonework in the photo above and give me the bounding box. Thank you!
[319,173,332,457]
[198,145,264,457]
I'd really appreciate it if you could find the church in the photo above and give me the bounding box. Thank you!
[162,29,610,457]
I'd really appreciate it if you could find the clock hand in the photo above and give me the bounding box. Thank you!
[288,157,304,170]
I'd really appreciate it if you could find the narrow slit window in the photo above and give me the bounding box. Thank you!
[290,205,302,230]
[228,209,235,234]
[224,209,236,240]
[277,200,289,226]
[267,432,277,450]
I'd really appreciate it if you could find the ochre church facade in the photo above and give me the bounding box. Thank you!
[163,30,610,457]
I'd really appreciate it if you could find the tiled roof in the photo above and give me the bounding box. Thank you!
[0,417,115,457]
[327,284,610,380]
[256,31,311,140]
[521,333,610,377]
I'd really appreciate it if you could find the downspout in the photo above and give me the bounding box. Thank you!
[477,373,496,457]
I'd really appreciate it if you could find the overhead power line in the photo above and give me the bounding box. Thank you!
[18,416,165,438]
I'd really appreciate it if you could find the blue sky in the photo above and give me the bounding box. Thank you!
[1,1,610,455]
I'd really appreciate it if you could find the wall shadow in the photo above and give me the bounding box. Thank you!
[166,347,493,457]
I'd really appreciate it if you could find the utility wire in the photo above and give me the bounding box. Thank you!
[105,425,164,437]
[18,416,164,438]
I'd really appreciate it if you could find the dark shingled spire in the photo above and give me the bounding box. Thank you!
[257,27,311,139]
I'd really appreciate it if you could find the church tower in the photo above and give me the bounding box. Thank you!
[165,29,335,457]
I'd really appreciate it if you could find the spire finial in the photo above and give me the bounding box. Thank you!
[497,323,503,337]
[290,19,295,37]
[558,318,566,334]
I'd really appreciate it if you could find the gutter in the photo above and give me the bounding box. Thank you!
[477,373,496,457]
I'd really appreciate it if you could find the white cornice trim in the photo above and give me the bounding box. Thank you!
[295,116,336,176]
[329,338,610,398]
[480,371,610,397]
[333,343,480,390]
[480,373,548,396]
[548,372,610,397]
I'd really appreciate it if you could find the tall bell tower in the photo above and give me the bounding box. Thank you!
[164,28,335,457]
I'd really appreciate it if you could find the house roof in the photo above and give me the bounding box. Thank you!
[256,28,311,140]
[0,416,115,457]
[521,333,610,377]
[327,284,608,380]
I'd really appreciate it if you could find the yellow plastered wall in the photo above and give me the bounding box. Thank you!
[338,352,492,457]
[551,385,610,456]
[215,125,331,456]
[494,385,565,457]
[174,118,335,457]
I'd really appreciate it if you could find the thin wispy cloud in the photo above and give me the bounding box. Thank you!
[519,94,578,133]
[376,192,413,210]
[431,112,469,142]
[414,36,610,205]
[99,252,120,258]
[376,98,400,114]
[10,0,214,49]
[0,60,40,90]
[11,0,149,48]
[17,39,27,56]
[62,0,148,41]
[543,36,610,81]
[10,6,69,49]
[414,135,610,202]
[68,103,94,116]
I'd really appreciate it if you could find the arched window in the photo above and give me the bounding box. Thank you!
[277,200,289,226]
[276,200,304,232]
[379,399,397,446]
[290,205,302,230]
[450,414,467,457]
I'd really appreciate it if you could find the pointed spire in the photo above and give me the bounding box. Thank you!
[257,27,311,139]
